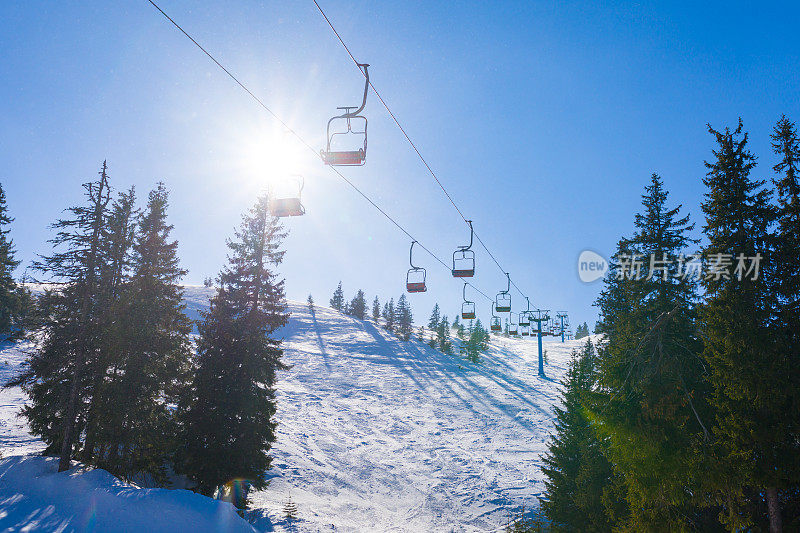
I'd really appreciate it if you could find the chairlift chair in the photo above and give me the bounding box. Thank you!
[452,220,475,277]
[519,297,531,326]
[495,273,512,313]
[509,312,519,335]
[461,283,476,320]
[490,305,502,332]
[268,175,305,217]
[321,64,370,166]
[521,325,530,336]
[406,241,427,293]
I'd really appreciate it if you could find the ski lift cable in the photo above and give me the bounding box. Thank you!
[311,0,532,303]
[145,0,494,304]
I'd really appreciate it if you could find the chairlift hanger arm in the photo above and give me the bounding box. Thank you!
[336,63,369,119]
[458,220,474,251]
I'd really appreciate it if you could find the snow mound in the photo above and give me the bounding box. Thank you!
[0,455,256,532]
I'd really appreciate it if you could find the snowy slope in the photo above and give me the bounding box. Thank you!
[1,286,594,532]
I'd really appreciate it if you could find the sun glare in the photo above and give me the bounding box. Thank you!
[237,127,311,190]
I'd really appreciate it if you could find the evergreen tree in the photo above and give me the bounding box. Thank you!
[464,319,488,363]
[384,298,395,332]
[700,120,788,531]
[307,294,314,312]
[348,289,367,320]
[770,117,800,506]
[96,184,191,480]
[395,294,413,341]
[372,296,380,322]
[0,184,20,336]
[417,325,425,343]
[428,303,441,330]
[80,186,138,467]
[542,340,617,532]
[437,315,452,354]
[330,281,344,312]
[20,162,112,472]
[594,173,711,530]
[179,194,288,507]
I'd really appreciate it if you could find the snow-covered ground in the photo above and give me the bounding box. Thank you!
[1,286,594,532]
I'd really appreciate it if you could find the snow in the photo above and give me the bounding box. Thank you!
[0,455,256,532]
[1,285,596,532]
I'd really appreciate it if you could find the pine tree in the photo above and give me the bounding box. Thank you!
[464,319,488,363]
[770,118,800,526]
[428,303,441,330]
[417,325,425,342]
[330,281,344,312]
[96,184,191,481]
[542,340,617,532]
[0,184,20,336]
[395,294,413,341]
[80,186,138,467]
[18,162,112,472]
[179,194,288,507]
[349,289,367,320]
[700,120,788,531]
[307,294,314,312]
[372,296,380,322]
[384,298,395,332]
[437,315,452,354]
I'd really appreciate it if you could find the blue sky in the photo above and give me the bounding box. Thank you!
[1,1,799,331]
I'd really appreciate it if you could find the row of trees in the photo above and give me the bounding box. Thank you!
[573,322,590,339]
[329,282,416,340]
[6,162,288,509]
[540,117,800,531]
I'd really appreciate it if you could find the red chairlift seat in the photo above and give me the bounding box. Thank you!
[322,149,365,166]
[406,241,427,293]
[461,284,476,319]
[322,64,370,167]
[452,221,475,277]
[490,315,502,331]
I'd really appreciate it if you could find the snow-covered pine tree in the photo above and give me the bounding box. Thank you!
[700,120,787,531]
[395,293,413,341]
[18,162,112,472]
[330,281,344,312]
[179,194,288,507]
[372,296,380,322]
[542,340,616,531]
[349,289,367,320]
[417,325,425,342]
[0,184,20,337]
[307,294,314,312]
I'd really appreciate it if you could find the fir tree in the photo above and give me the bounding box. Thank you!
[384,298,395,332]
[97,184,191,480]
[307,294,314,312]
[372,296,380,322]
[395,294,413,341]
[437,315,452,354]
[593,173,710,530]
[700,120,788,531]
[330,281,344,312]
[349,289,367,320]
[19,162,112,472]
[542,340,617,532]
[0,184,20,336]
[428,303,441,330]
[179,194,288,507]
[417,325,425,343]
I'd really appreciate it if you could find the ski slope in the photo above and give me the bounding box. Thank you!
[1,286,594,532]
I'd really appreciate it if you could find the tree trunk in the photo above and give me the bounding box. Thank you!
[766,487,782,533]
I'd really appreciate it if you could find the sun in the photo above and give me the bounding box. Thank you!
[237,126,312,190]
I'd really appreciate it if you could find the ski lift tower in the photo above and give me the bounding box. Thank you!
[531,309,550,377]
[556,312,570,343]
